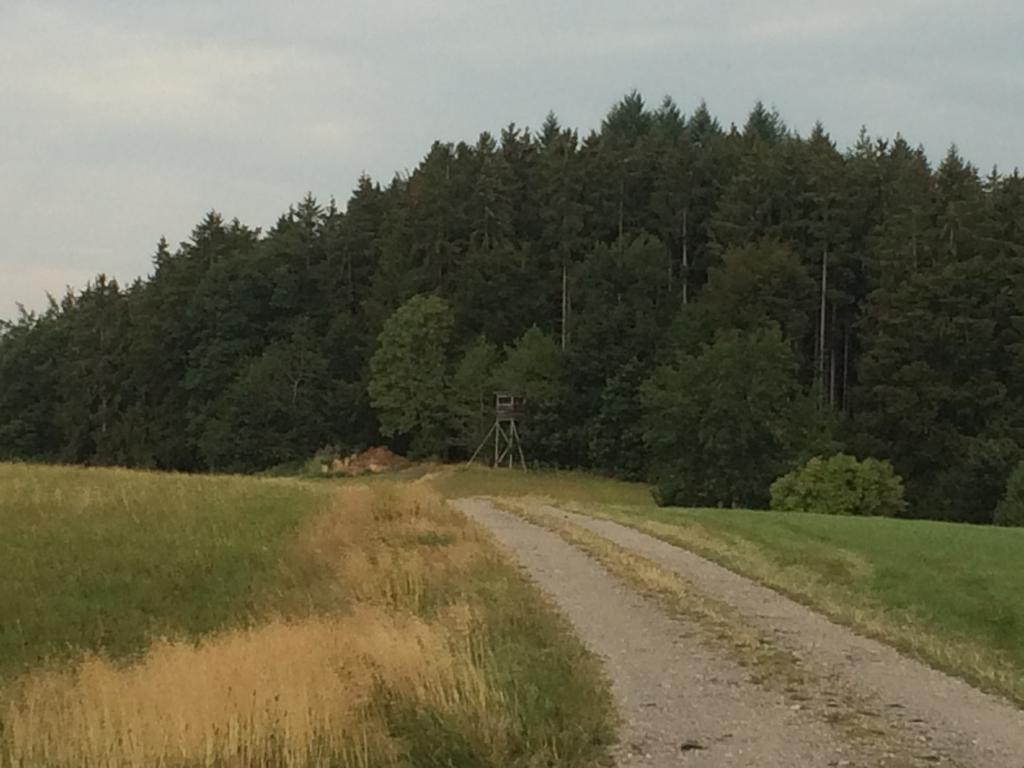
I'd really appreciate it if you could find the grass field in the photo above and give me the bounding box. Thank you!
[0,463,614,768]
[0,464,339,676]
[436,467,1024,706]
[8,460,1020,764]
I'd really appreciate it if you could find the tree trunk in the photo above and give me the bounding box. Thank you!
[567,283,573,347]
[682,207,689,305]
[667,242,673,289]
[829,304,837,408]
[843,323,850,414]
[818,246,828,404]
[912,212,918,269]
[347,251,354,303]
[561,260,568,351]
[618,176,625,248]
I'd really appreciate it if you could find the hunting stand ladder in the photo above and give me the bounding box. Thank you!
[467,392,527,470]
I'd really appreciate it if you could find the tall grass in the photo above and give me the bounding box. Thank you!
[2,608,499,768]
[0,468,614,767]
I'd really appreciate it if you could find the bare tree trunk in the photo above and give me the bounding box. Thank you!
[681,208,689,305]
[346,251,353,304]
[829,304,837,408]
[561,260,568,351]
[912,212,918,269]
[567,284,572,348]
[843,323,850,414]
[618,176,625,248]
[818,246,828,405]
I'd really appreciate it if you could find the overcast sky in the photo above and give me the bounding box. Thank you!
[1,1,1021,319]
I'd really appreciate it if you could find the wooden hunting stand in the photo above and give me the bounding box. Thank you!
[467,392,527,470]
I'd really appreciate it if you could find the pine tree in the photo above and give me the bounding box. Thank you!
[1,94,1022,521]
[650,96,694,296]
[698,240,817,350]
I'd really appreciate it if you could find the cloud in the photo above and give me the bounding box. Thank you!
[0,0,1021,318]
[2,4,364,142]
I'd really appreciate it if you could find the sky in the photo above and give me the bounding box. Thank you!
[1,0,1021,319]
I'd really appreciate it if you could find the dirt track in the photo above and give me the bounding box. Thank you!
[454,498,1024,768]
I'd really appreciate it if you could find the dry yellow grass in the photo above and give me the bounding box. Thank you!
[297,483,488,613]
[4,610,466,768]
[1,483,510,768]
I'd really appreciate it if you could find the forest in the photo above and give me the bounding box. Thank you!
[2,92,1023,524]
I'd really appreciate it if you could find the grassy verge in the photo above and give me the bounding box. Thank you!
[432,468,1024,706]
[0,464,614,767]
[499,501,931,766]
[579,501,1024,706]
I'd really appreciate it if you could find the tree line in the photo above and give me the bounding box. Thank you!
[2,93,1023,523]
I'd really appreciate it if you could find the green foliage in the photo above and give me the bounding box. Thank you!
[565,235,674,459]
[769,454,907,517]
[199,329,333,472]
[699,240,816,346]
[54,275,135,465]
[0,309,61,460]
[450,337,499,455]
[917,438,1021,524]
[642,326,823,507]
[494,326,565,464]
[589,360,647,479]
[368,295,455,458]
[852,254,1024,515]
[496,326,561,400]
[2,93,1023,523]
[995,461,1024,527]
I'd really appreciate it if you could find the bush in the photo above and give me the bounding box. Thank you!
[994,462,1024,527]
[770,454,906,517]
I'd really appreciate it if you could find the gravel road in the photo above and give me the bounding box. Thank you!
[453,498,1024,768]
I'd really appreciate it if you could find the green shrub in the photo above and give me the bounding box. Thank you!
[770,454,906,517]
[994,462,1024,527]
